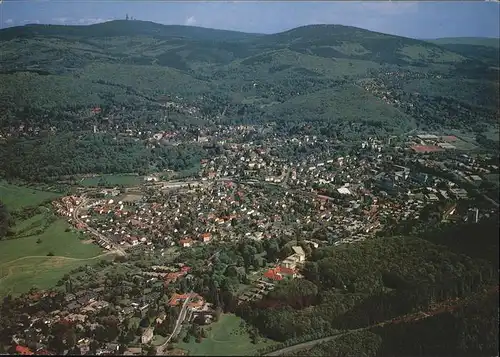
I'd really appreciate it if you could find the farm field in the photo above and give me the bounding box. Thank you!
[0,181,62,210]
[80,174,142,187]
[176,314,276,356]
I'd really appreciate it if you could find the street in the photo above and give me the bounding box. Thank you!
[73,197,127,256]
[157,292,194,354]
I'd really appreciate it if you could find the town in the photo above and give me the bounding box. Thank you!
[2,125,497,356]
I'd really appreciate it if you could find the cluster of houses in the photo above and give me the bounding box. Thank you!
[53,129,496,257]
[239,245,307,304]
[9,260,211,356]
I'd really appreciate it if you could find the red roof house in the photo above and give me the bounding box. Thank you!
[15,346,34,355]
[263,268,283,281]
[200,232,212,243]
[263,266,298,281]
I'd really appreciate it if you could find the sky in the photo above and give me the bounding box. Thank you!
[0,1,499,39]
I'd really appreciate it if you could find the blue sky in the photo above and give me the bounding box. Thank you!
[1,1,499,39]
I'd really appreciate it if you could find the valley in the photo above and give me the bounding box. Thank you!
[0,19,498,357]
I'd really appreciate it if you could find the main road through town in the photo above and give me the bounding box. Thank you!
[73,196,127,256]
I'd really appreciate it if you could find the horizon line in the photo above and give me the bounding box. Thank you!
[2,19,500,40]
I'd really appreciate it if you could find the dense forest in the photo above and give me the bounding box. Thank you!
[223,217,500,356]
[291,287,498,357]
[0,133,207,182]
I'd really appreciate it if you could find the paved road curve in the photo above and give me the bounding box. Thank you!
[157,292,194,354]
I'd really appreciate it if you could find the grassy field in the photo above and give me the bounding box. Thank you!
[177,314,276,356]
[0,255,111,297]
[0,181,61,210]
[0,219,105,296]
[80,174,142,187]
[13,213,46,235]
[152,335,168,347]
[0,220,102,264]
[0,182,107,297]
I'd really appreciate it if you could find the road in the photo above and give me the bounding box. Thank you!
[157,292,194,354]
[482,193,499,208]
[264,291,481,356]
[265,332,351,356]
[127,176,234,191]
[73,197,127,256]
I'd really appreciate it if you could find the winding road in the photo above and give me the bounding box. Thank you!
[157,292,194,354]
[263,291,486,356]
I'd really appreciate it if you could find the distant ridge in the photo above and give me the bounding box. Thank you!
[0,20,263,42]
[427,37,500,48]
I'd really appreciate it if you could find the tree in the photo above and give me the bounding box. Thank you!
[145,345,156,356]
[90,340,99,355]
[140,316,150,328]
[65,329,77,348]
[214,306,222,322]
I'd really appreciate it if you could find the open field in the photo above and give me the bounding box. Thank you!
[152,335,168,347]
[0,181,61,210]
[80,174,142,187]
[0,219,102,264]
[0,254,112,297]
[13,213,46,235]
[0,218,105,297]
[177,314,276,356]
[0,181,105,296]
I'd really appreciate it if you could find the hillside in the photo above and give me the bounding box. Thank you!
[0,20,498,180]
[0,20,262,42]
[426,38,500,68]
[428,37,500,48]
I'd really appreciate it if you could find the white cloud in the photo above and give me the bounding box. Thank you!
[21,20,40,25]
[77,18,108,25]
[5,19,13,25]
[185,16,196,26]
[53,17,70,24]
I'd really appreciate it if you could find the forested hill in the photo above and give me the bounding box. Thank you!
[0,21,474,70]
[0,20,263,41]
[427,37,500,48]
[0,20,498,181]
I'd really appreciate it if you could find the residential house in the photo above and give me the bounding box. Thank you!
[15,346,34,355]
[141,327,154,344]
[169,293,191,307]
[263,266,298,281]
[64,293,76,303]
[155,312,167,325]
[200,232,212,243]
[179,238,193,248]
[281,246,306,269]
